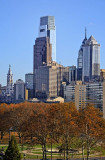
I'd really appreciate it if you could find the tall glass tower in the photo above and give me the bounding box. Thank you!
[77,29,87,81]
[39,16,56,61]
[82,35,100,82]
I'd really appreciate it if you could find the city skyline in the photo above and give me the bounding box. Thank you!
[0,0,105,86]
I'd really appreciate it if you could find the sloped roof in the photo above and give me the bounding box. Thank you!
[85,35,98,45]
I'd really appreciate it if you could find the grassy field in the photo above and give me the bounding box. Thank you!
[0,132,105,159]
[1,143,105,159]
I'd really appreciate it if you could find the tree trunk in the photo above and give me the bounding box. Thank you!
[66,143,69,160]
[19,132,21,144]
[51,135,52,160]
[82,138,85,160]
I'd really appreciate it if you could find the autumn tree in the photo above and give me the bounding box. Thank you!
[48,102,79,160]
[78,104,105,160]
[9,102,33,144]
[0,103,12,139]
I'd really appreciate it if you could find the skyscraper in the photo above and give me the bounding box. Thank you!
[82,35,100,82]
[39,16,56,61]
[77,29,87,81]
[77,29,100,82]
[33,37,52,70]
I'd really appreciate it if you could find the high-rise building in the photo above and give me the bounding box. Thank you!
[35,62,65,99]
[25,73,34,99]
[64,81,105,118]
[69,66,77,83]
[25,73,33,90]
[77,29,100,82]
[14,79,28,102]
[82,36,100,82]
[33,37,52,70]
[77,29,87,81]
[39,16,56,61]
[35,65,57,99]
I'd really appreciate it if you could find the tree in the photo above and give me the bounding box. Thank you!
[78,104,105,160]
[48,102,79,160]
[4,135,21,160]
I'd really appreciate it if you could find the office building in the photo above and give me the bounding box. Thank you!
[75,81,86,110]
[82,36,100,82]
[77,29,100,82]
[64,83,75,102]
[100,69,105,81]
[35,65,57,99]
[25,73,34,99]
[62,67,69,85]
[69,66,77,83]
[64,81,105,118]
[34,62,66,99]
[77,29,87,81]
[14,79,28,102]
[39,16,56,61]
[33,37,52,70]
[25,73,33,90]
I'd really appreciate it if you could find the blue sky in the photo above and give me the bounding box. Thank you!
[0,0,105,86]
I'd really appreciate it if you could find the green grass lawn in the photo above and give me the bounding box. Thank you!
[1,143,105,159]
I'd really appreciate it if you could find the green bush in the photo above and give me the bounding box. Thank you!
[4,135,21,160]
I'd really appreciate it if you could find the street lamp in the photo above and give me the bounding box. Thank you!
[9,127,13,142]
[24,153,26,160]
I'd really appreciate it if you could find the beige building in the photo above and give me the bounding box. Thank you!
[64,81,105,118]
[100,69,105,81]
[75,81,86,110]
[35,62,67,99]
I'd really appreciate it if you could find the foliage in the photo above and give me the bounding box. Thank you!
[4,135,21,160]
[0,102,105,159]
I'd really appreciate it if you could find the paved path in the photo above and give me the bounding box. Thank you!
[22,157,105,160]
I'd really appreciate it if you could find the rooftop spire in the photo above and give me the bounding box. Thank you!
[85,27,87,39]
[9,64,11,69]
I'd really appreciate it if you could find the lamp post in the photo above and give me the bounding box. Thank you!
[24,153,26,160]
[9,127,13,142]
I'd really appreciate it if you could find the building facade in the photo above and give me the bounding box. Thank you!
[33,37,52,70]
[14,79,28,102]
[100,69,105,81]
[35,65,57,99]
[39,16,56,61]
[82,36,100,82]
[69,66,77,83]
[64,81,105,117]
[6,65,14,95]
[77,29,87,81]
[25,73,34,99]
[77,30,100,82]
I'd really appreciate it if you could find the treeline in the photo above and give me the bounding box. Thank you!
[0,102,105,159]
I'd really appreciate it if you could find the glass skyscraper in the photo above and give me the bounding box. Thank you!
[77,31,100,82]
[39,16,56,61]
[82,36,100,82]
